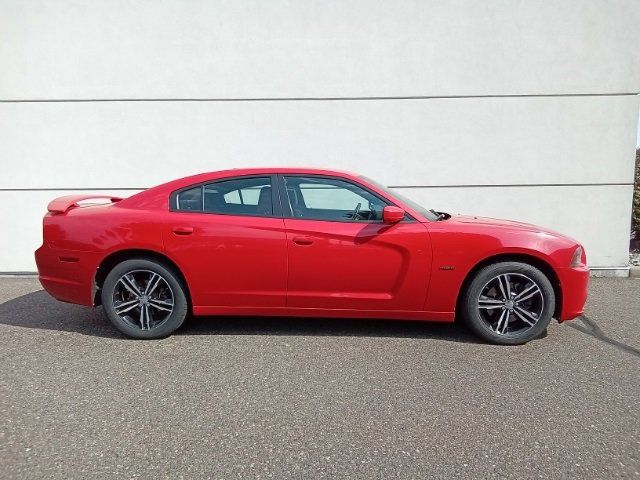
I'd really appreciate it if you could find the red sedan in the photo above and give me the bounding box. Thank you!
[35,168,588,344]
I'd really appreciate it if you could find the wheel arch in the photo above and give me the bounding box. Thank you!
[93,248,191,308]
[456,253,562,319]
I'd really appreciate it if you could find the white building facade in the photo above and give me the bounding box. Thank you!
[1,0,639,273]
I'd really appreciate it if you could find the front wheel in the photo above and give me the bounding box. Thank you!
[460,261,555,345]
[101,258,188,339]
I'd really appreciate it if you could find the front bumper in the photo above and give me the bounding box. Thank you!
[556,265,589,321]
[35,244,100,306]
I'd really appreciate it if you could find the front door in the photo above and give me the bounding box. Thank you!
[280,175,432,311]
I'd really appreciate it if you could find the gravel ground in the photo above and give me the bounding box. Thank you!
[1,277,639,479]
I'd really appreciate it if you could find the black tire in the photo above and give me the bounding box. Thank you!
[101,258,188,339]
[460,261,555,345]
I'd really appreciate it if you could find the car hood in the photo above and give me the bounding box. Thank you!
[446,214,570,239]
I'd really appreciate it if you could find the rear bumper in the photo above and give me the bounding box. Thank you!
[35,244,100,306]
[556,265,589,321]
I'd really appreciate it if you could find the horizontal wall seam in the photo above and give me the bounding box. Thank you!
[0,93,638,103]
[0,188,148,191]
[387,183,634,189]
[0,183,633,192]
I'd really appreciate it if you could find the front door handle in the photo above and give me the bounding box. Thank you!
[172,226,194,235]
[292,236,314,246]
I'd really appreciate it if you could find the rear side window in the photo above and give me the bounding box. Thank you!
[173,176,273,217]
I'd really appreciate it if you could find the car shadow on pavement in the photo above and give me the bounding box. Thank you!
[568,315,640,358]
[178,314,483,343]
[0,290,482,344]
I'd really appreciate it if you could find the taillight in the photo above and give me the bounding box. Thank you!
[570,246,585,267]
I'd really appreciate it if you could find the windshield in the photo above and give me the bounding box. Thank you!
[361,176,440,221]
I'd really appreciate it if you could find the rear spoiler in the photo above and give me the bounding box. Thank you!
[47,195,123,214]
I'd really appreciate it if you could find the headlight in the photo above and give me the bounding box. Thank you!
[570,246,585,267]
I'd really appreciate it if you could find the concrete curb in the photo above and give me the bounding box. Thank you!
[630,266,640,279]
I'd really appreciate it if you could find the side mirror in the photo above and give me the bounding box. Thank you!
[383,206,405,224]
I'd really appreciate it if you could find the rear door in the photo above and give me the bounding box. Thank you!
[163,175,288,308]
[279,175,432,311]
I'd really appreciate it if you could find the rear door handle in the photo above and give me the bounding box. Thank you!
[172,226,194,235]
[292,236,314,246]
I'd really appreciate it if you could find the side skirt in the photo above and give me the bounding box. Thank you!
[192,305,455,322]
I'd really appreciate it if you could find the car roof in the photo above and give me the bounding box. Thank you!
[208,167,358,177]
[116,167,365,209]
[158,167,363,192]
[114,167,430,222]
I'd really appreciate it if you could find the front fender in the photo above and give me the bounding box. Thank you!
[423,225,579,314]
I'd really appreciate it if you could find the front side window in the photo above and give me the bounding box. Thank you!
[174,176,273,217]
[283,176,389,222]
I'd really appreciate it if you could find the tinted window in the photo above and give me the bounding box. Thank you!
[284,176,389,222]
[175,186,202,211]
[175,177,273,217]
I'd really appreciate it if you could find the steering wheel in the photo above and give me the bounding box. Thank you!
[352,202,362,220]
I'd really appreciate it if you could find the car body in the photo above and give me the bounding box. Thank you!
[35,168,589,343]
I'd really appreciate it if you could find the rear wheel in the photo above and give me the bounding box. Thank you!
[460,261,555,345]
[101,258,188,339]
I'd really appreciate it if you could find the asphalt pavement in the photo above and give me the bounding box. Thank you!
[1,277,639,479]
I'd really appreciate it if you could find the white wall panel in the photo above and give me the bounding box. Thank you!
[0,185,631,272]
[0,0,638,272]
[1,95,637,189]
[1,0,638,99]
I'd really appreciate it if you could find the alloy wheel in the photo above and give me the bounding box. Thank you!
[111,269,174,330]
[477,273,544,336]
